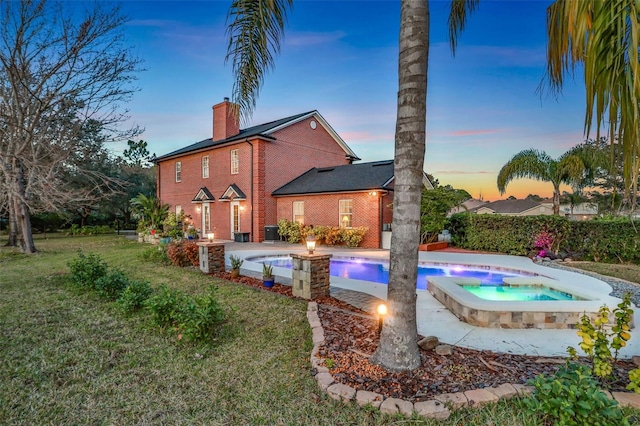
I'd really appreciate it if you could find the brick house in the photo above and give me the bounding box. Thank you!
[153,98,431,248]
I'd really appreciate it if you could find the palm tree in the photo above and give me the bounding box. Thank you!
[130,194,169,230]
[226,0,427,371]
[496,148,585,215]
[545,1,640,211]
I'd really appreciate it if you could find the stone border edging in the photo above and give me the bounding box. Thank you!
[306,301,640,419]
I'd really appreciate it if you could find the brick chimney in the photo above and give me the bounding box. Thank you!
[212,97,240,141]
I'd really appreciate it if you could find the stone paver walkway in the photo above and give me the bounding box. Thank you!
[330,288,384,315]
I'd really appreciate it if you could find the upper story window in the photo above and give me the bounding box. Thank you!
[175,161,182,182]
[293,201,304,224]
[202,156,209,178]
[230,149,239,175]
[339,199,352,228]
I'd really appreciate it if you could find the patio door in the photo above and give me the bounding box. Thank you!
[230,201,240,239]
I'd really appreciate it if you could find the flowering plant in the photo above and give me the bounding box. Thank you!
[533,231,554,257]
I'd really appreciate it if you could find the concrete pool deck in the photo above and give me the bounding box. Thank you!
[224,241,640,358]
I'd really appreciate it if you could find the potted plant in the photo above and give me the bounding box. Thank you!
[262,263,274,288]
[229,255,243,278]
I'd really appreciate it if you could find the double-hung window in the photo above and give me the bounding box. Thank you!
[230,149,239,174]
[202,156,209,178]
[175,161,182,182]
[293,201,304,224]
[339,199,352,228]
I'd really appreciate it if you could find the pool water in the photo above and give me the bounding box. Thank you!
[254,256,534,290]
[462,285,576,301]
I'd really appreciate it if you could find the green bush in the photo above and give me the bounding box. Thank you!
[278,218,302,244]
[446,214,640,263]
[277,219,368,248]
[94,269,130,300]
[67,252,108,290]
[146,284,185,327]
[140,245,170,265]
[340,227,368,248]
[525,362,627,426]
[179,287,227,342]
[117,280,154,313]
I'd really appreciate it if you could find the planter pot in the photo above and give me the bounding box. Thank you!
[418,242,448,251]
[263,278,275,288]
[230,269,240,278]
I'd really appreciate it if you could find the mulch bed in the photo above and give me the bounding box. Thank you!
[212,272,637,402]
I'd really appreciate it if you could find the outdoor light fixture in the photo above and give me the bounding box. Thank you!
[369,191,377,196]
[207,232,214,241]
[377,303,387,334]
[305,234,316,255]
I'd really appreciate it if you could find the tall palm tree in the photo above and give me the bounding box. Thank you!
[496,148,585,215]
[226,0,428,371]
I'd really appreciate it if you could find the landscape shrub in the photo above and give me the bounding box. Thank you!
[166,240,199,267]
[67,252,108,290]
[340,227,368,247]
[178,287,228,342]
[447,214,640,263]
[140,245,171,265]
[278,219,368,247]
[146,284,185,327]
[94,269,130,300]
[117,280,154,313]
[278,218,302,244]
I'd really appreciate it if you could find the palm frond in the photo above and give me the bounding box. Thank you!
[496,149,552,194]
[225,0,293,125]
[448,0,480,56]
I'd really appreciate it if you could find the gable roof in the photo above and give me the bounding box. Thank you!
[219,184,247,201]
[469,198,542,214]
[153,110,360,162]
[272,160,433,196]
[191,187,215,202]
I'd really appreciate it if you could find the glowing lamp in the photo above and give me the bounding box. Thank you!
[207,232,215,241]
[377,303,387,334]
[305,234,316,255]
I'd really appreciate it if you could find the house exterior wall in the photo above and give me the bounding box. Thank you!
[275,192,386,249]
[157,115,351,242]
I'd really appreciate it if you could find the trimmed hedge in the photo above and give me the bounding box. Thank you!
[447,214,640,263]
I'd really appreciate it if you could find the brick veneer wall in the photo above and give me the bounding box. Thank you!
[276,191,392,249]
[156,115,351,242]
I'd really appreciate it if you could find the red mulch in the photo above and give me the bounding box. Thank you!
[211,272,637,402]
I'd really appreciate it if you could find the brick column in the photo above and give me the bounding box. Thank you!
[291,253,332,300]
[196,242,225,274]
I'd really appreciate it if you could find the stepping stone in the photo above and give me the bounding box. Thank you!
[379,397,413,416]
[464,388,500,407]
[435,392,468,409]
[418,336,440,351]
[512,383,534,396]
[327,383,356,402]
[355,390,384,408]
[435,344,453,355]
[414,400,450,420]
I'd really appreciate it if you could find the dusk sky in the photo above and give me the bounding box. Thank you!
[119,0,589,201]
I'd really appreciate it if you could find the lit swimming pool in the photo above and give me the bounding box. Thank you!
[462,284,577,301]
[249,256,538,289]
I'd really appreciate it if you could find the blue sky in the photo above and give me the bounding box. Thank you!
[119,0,587,201]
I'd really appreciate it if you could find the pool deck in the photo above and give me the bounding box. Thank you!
[224,241,640,358]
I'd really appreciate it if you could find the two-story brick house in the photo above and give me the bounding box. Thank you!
[154,98,432,248]
[154,98,359,243]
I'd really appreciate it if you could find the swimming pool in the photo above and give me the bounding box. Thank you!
[462,284,579,301]
[248,255,538,289]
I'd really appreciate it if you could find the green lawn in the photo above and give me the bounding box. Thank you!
[0,236,632,425]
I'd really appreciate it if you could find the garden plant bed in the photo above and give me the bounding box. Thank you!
[212,271,638,402]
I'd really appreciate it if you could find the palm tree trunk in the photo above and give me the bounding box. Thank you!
[370,0,428,372]
[552,184,561,215]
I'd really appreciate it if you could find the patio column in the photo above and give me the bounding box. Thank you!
[196,241,225,274]
[291,253,332,300]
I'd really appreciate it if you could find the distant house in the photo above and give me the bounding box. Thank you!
[448,198,487,216]
[468,199,554,216]
[153,98,432,248]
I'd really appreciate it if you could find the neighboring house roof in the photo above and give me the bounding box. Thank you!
[272,160,433,196]
[448,198,487,215]
[153,110,360,162]
[469,198,544,215]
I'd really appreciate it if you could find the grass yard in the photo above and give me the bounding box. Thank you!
[0,236,635,425]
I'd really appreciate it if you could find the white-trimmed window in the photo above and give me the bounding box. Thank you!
[175,205,182,215]
[230,149,239,175]
[293,201,304,224]
[202,156,209,178]
[339,199,352,228]
[175,161,182,182]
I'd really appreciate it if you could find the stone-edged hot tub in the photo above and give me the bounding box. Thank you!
[428,276,629,329]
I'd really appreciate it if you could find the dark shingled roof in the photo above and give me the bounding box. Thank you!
[470,198,542,214]
[272,160,395,196]
[219,184,247,200]
[153,111,313,162]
